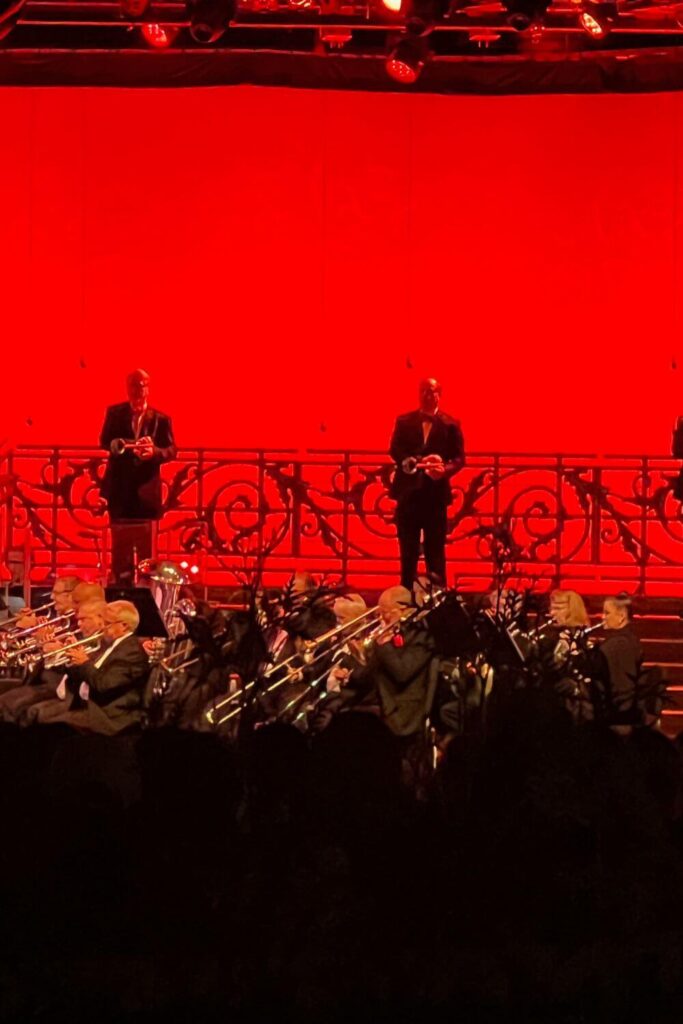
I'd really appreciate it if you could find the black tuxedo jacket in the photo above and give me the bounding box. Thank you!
[371,631,438,737]
[672,418,683,500]
[389,410,465,505]
[100,403,176,520]
[67,633,150,735]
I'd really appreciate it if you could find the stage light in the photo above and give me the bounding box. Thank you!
[180,560,189,569]
[0,0,25,41]
[381,0,403,10]
[502,0,549,32]
[386,34,428,83]
[188,0,234,43]
[578,3,614,38]
[190,564,200,575]
[140,22,179,47]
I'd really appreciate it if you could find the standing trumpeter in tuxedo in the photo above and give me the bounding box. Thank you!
[389,378,464,589]
[100,369,176,583]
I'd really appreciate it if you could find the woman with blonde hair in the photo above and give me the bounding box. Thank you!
[549,589,591,629]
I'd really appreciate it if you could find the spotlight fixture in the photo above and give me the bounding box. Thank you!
[140,22,179,47]
[0,0,25,41]
[188,0,235,43]
[385,32,429,84]
[502,0,550,32]
[577,2,615,38]
[381,0,403,10]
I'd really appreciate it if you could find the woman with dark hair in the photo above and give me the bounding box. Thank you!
[593,593,643,726]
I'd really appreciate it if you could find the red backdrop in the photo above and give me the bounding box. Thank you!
[2,86,683,455]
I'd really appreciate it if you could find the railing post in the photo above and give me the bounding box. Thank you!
[292,457,302,562]
[640,455,649,596]
[342,451,350,585]
[590,461,602,575]
[556,455,563,588]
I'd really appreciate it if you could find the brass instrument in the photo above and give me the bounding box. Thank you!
[275,604,428,725]
[138,559,190,626]
[43,631,104,669]
[4,612,73,644]
[2,619,75,667]
[0,601,56,632]
[206,604,381,727]
[401,454,443,475]
[111,438,151,456]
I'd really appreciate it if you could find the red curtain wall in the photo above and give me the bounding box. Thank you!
[2,86,682,455]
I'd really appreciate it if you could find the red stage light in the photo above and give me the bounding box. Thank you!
[578,10,607,36]
[381,0,403,11]
[386,35,426,83]
[140,23,178,47]
[386,56,421,83]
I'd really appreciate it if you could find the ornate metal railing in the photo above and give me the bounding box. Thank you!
[1,445,683,594]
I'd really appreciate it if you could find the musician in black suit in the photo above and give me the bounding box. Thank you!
[60,600,150,735]
[672,417,683,501]
[100,369,176,581]
[389,378,465,589]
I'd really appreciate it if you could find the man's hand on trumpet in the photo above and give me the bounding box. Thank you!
[135,435,155,460]
[67,644,91,666]
[422,453,446,480]
[41,632,75,655]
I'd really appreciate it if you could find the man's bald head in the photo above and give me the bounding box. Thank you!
[127,369,150,411]
[419,378,442,415]
[378,585,412,626]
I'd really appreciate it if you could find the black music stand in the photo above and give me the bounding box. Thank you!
[105,586,168,638]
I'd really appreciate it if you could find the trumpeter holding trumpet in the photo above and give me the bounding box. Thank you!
[389,377,465,589]
[99,369,176,583]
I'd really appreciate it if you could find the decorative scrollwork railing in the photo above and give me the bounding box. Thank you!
[1,445,682,593]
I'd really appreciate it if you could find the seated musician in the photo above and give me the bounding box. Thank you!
[58,600,150,735]
[3,575,82,632]
[309,594,377,730]
[285,571,336,641]
[23,599,107,726]
[539,588,593,719]
[0,577,85,712]
[246,571,335,724]
[548,589,590,628]
[592,593,643,726]
[331,586,437,788]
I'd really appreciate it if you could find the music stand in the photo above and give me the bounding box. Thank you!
[105,585,168,638]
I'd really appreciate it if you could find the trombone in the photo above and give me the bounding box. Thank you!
[274,606,424,724]
[206,604,381,727]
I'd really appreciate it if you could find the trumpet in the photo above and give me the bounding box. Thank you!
[43,631,104,668]
[401,454,444,475]
[5,613,73,643]
[206,605,381,727]
[0,601,56,632]
[3,621,75,666]
[111,437,151,456]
